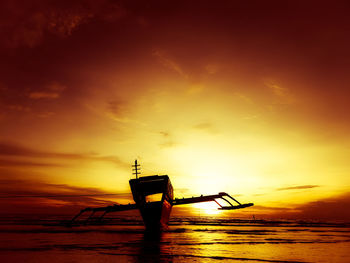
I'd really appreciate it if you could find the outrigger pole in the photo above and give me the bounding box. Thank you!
[173,192,253,210]
[70,203,137,225]
[69,161,253,226]
[70,192,253,224]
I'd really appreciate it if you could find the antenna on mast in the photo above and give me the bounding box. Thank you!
[132,159,141,179]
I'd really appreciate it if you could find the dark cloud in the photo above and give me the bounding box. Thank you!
[292,193,350,221]
[1,0,349,130]
[277,185,320,191]
[0,1,128,121]
[256,193,350,221]
[0,179,131,199]
[0,141,128,167]
[0,159,62,168]
[0,0,125,48]
[0,141,46,156]
[251,205,295,213]
[0,179,132,215]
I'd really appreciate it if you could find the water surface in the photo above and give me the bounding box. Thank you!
[0,216,349,262]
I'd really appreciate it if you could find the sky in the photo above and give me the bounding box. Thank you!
[0,0,350,221]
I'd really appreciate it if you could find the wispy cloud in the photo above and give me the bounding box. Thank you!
[159,131,170,137]
[28,92,59,99]
[193,122,219,135]
[28,81,66,100]
[265,81,295,105]
[153,49,188,79]
[158,131,179,148]
[205,63,220,75]
[105,99,134,123]
[234,92,254,105]
[277,185,320,191]
[29,92,60,99]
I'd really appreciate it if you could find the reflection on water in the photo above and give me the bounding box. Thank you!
[0,216,349,262]
[136,230,163,263]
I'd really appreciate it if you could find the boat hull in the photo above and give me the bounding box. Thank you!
[139,199,172,230]
[129,175,173,230]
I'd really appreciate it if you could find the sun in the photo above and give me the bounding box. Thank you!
[193,201,223,215]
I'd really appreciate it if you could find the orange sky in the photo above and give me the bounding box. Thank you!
[0,0,350,221]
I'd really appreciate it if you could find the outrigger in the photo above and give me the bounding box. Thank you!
[71,160,254,230]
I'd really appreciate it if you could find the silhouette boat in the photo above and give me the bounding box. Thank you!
[71,160,254,230]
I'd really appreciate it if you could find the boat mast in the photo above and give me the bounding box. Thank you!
[132,159,141,179]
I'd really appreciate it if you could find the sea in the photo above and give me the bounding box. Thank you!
[0,215,349,263]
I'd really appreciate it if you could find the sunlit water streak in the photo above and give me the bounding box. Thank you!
[0,216,349,262]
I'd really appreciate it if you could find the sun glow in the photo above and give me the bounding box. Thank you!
[193,202,222,215]
[2,0,350,223]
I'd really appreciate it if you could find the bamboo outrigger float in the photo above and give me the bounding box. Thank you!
[71,160,254,230]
